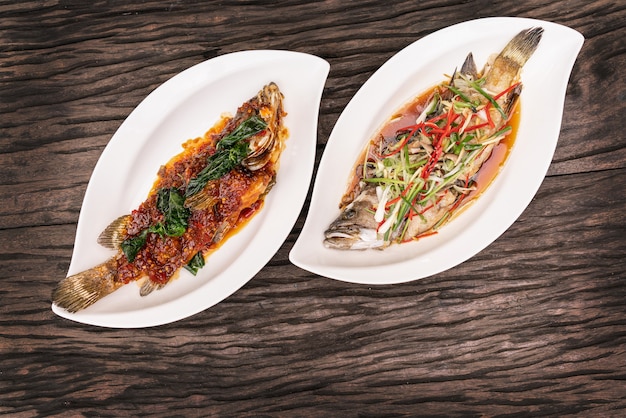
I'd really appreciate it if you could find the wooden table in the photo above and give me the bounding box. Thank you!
[2,1,625,416]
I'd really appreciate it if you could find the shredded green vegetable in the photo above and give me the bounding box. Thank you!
[359,74,517,244]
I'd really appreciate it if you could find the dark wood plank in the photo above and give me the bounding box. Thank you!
[1,0,624,416]
[2,169,624,415]
[2,1,625,231]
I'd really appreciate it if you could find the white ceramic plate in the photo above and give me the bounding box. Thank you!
[290,17,583,284]
[52,50,329,327]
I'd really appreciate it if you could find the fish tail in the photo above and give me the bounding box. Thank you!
[484,27,543,92]
[499,27,544,69]
[52,258,123,312]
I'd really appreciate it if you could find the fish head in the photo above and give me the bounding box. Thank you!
[323,187,386,250]
[242,82,287,171]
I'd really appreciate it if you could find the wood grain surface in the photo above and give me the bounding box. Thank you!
[1,1,625,416]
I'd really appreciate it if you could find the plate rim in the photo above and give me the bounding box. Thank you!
[289,17,584,284]
[52,49,330,327]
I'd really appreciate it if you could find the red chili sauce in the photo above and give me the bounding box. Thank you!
[115,115,270,285]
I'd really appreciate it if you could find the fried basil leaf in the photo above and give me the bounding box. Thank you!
[155,188,190,237]
[184,251,205,275]
[121,229,148,262]
[185,116,267,197]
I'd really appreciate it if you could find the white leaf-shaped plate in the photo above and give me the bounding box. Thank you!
[290,17,583,284]
[53,50,329,327]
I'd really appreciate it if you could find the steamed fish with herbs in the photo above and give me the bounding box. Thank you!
[325,27,543,250]
[53,83,287,312]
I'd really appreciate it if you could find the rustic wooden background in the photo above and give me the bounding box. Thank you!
[2,1,625,416]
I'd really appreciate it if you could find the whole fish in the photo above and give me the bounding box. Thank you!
[53,83,287,312]
[325,27,543,250]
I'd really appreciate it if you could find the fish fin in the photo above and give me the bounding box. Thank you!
[97,215,132,249]
[52,258,123,313]
[184,181,218,211]
[261,175,277,197]
[139,278,165,297]
[503,83,523,116]
[459,52,478,79]
[212,221,232,244]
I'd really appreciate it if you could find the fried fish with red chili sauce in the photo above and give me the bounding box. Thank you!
[53,83,287,312]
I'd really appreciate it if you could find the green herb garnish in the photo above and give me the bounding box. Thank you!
[185,115,267,197]
[184,251,205,275]
[154,188,190,237]
[121,116,268,263]
[469,80,507,120]
[121,188,191,262]
[121,230,148,262]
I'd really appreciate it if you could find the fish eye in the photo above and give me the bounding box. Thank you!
[343,209,356,219]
